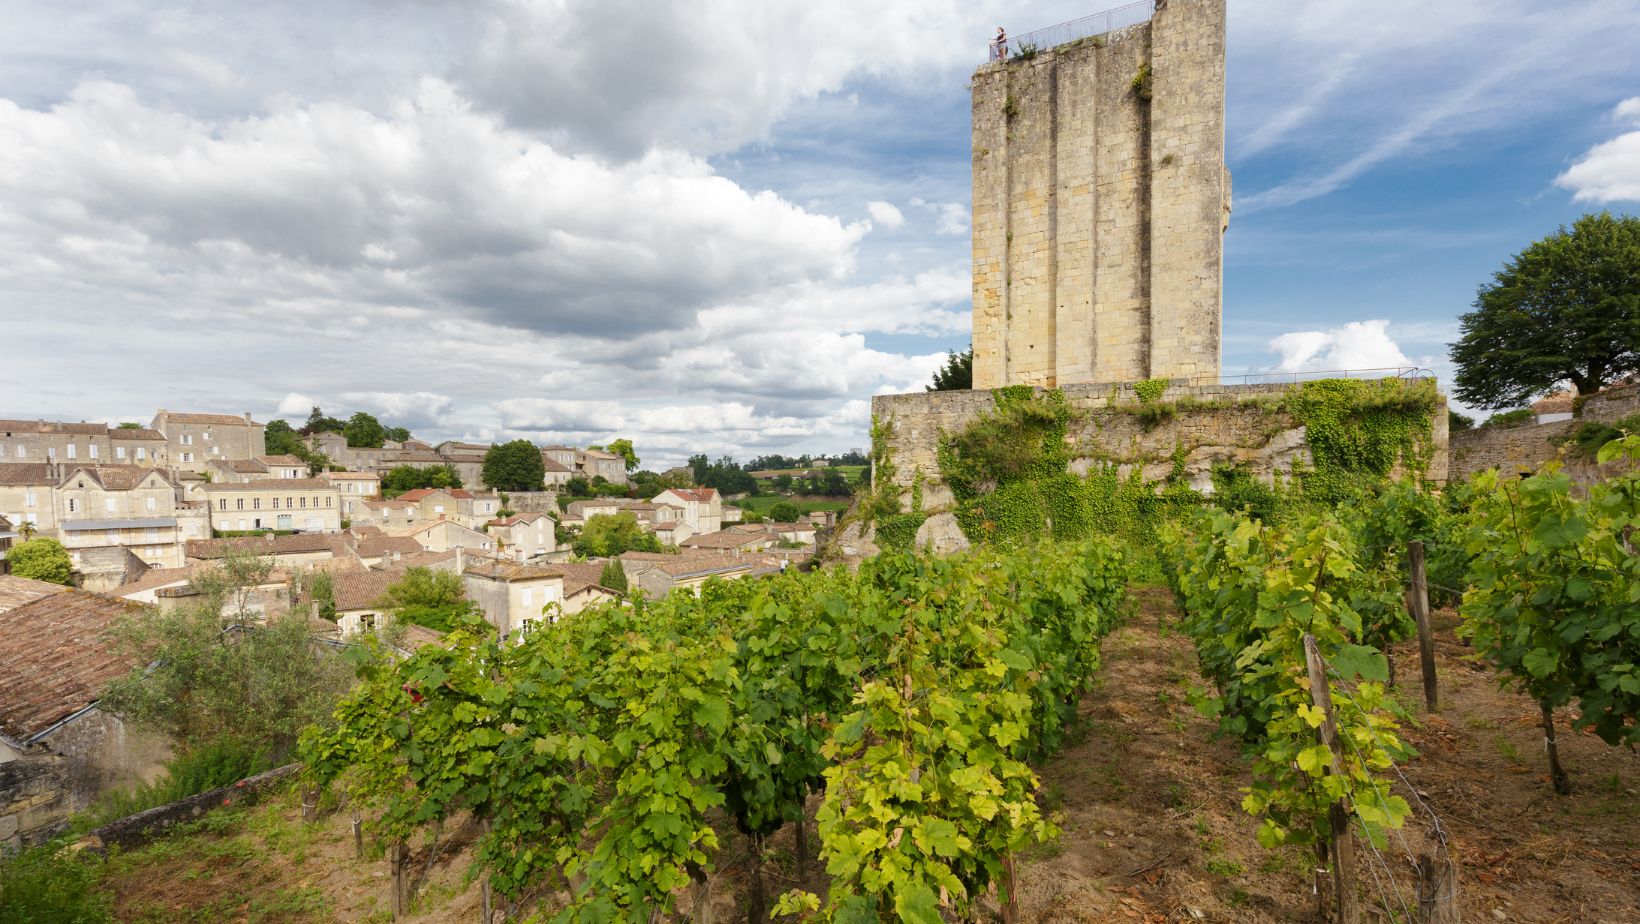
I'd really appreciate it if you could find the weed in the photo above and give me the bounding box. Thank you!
[1002,94,1019,120]
[1131,62,1153,100]
[1012,42,1040,61]
[1206,856,1245,877]
[1039,782,1067,812]
[1494,736,1525,765]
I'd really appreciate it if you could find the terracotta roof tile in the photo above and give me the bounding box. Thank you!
[161,412,261,426]
[0,419,108,436]
[0,590,146,742]
[185,533,339,559]
[111,427,166,441]
[199,478,334,492]
[462,558,563,582]
[0,574,69,613]
[0,462,54,486]
[330,570,398,612]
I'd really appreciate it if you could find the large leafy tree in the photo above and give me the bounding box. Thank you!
[574,512,661,557]
[264,418,303,455]
[1451,212,1640,409]
[381,463,462,497]
[376,567,475,633]
[343,411,387,448]
[606,438,639,472]
[303,406,345,435]
[7,537,73,585]
[483,440,547,491]
[927,345,974,391]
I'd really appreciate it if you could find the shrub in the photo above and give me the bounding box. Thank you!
[0,842,111,924]
[1131,63,1152,100]
[768,501,802,523]
[1480,408,1534,430]
[76,738,275,830]
[6,537,73,585]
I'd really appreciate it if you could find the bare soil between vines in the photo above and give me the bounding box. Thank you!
[101,586,1640,923]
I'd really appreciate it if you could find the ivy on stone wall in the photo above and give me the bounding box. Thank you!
[866,378,1439,554]
[1282,378,1438,504]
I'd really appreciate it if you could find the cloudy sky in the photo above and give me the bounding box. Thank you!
[1,0,1637,467]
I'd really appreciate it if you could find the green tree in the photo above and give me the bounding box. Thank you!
[483,440,547,492]
[927,344,974,391]
[607,438,639,472]
[1448,409,1475,432]
[1451,212,1640,409]
[376,567,476,633]
[381,463,461,497]
[100,584,352,758]
[773,474,793,492]
[303,406,345,434]
[116,421,143,430]
[264,418,303,455]
[383,426,411,443]
[7,537,73,585]
[598,559,629,592]
[574,512,661,557]
[768,501,802,522]
[343,411,387,448]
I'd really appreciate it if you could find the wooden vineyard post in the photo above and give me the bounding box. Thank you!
[1408,541,1439,711]
[1303,634,1360,924]
[1000,854,1019,924]
[301,784,319,823]
[352,813,364,859]
[391,841,411,918]
[1415,853,1459,923]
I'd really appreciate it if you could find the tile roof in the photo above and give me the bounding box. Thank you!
[398,624,448,651]
[111,566,197,597]
[390,550,458,570]
[555,561,609,585]
[353,535,424,559]
[1531,390,1576,414]
[564,579,618,599]
[185,533,339,559]
[0,590,147,743]
[60,464,172,491]
[364,498,416,509]
[0,574,69,613]
[199,477,334,492]
[0,419,108,436]
[111,427,166,441]
[682,531,770,550]
[257,454,306,467]
[541,458,573,473]
[161,412,261,426]
[322,471,381,480]
[462,558,564,582]
[489,513,552,526]
[330,570,398,612]
[647,553,753,579]
[661,488,718,503]
[0,462,54,486]
[220,460,266,473]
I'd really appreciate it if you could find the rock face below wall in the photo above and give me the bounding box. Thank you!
[872,380,1449,507]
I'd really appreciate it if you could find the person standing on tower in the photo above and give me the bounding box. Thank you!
[994,26,1007,62]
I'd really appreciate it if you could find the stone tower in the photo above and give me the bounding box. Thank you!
[970,0,1229,389]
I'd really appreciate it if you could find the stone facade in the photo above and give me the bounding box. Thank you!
[871,379,1449,511]
[151,410,266,473]
[200,478,343,533]
[971,0,1227,389]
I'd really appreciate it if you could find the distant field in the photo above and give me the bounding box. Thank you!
[732,495,851,515]
[748,465,866,482]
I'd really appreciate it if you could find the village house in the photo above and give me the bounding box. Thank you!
[619,551,756,598]
[387,519,495,554]
[322,471,383,518]
[53,464,188,573]
[0,590,168,849]
[653,488,723,536]
[461,555,565,638]
[0,419,113,466]
[541,456,574,488]
[0,463,56,535]
[541,445,629,485]
[184,532,340,568]
[108,427,169,466]
[352,497,420,529]
[552,561,622,614]
[204,454,308,483]
[395,487,501,530]
[434,442,490,487]
[0,518,16,574]
[487,512,557,560]
[329,569,398,637]
[150,410,266,472]
[561,498,622,529]
[648,520,693,546]
[199,478,343,533]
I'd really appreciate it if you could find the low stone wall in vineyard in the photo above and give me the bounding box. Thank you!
[1449,381,1640,483]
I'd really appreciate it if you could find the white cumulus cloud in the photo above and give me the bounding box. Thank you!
[1556,97,1640,203]
[867,200,905,229]
[1267,320,1413,373]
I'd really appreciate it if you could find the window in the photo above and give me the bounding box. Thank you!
[89,444,98,460]
[325,496,332,507]
[47,447,55,461]
[299,497,307,509]
[181,434,193,446]
[211,446,219,456]
[24,488,34,507]
[136,447,147,461]
[218,499,227,511]
[67,443,76,459]
[146,496,156,512]
[146,528,159,544]
[204,430,212,441]
[286,497,293,509]
[434,504,445,514]
[273,497,280,509]
[253,498,261,510]
[68,498,77,513]
[115,446,126,460]
[236,498,244,510]
[521,588,533,607]
[105,498,117,513]
[14,445,23,458]
[181,452,193,463]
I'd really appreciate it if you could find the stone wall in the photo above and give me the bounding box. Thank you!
[1448,382,1640,483]
[971,0,1227,389]
[872,379,1449,511]
[505,491,561,516]
[0,754,69,850]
